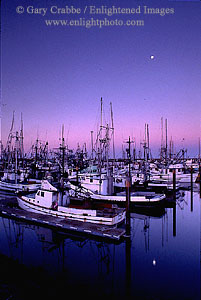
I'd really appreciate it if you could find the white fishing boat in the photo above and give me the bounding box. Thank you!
[89,191,165,206]
[17,180,126,226]
[147,180,180,191]
[0,172,41,192]
[149,163,198,183]
[67,183,166,207]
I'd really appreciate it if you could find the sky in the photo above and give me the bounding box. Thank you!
[1,0,201,157]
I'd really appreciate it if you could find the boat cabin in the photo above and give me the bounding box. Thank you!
[34,180,69,208]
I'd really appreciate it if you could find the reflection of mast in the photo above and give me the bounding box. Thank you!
[144,217,150,252]
[96,242,111,275]
[125,231,131,298]
[2,218,24,263]
[37,228,66,273]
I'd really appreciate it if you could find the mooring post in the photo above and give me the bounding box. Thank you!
[173,168,176,199]
[199,164,201,199]
[125,136,132,237]
[191,166,193,191]
[172,168,176,236]
[124,138,132,297]
[190,166,193,211]
[126,176,131,236]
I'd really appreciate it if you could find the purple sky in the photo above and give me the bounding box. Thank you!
[2,0,201,157]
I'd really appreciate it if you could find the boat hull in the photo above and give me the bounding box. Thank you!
[0,181,41,193]
[17,195,126,226]
[67,183,166,207]
[90,193,166,207]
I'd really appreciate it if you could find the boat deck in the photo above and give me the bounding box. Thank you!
[0,203,125,241]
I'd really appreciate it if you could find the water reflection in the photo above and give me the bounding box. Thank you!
[0,190,200,300]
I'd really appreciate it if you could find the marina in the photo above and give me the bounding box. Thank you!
[0,187,200,299]
[2,0,201,298]
[0,98,200,300]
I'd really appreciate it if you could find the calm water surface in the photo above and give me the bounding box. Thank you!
[0,189,200,299]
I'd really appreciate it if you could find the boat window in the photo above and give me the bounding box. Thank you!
[99,180,102,184]
[41,191,44,197]
[90,178,93,183]
[37,191,40,195]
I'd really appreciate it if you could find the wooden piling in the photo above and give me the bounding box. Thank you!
[125,177,131,236]
[190,166,193,211]
[191,166,193,191]
[173,169,176,198]
[199,164,201,199]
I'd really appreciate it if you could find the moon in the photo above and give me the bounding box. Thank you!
[150,55,155,60]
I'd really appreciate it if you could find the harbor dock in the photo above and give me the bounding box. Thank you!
[0,203,125,241]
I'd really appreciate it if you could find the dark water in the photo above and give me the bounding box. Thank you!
[0,189,200,300]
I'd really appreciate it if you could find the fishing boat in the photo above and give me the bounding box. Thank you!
[149,163,199,183]
[0,171,41,193]
[67,182,166,207]
[90,191,165,207]
[17,180,126,226]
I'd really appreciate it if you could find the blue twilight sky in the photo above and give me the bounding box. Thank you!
[1,0,201,157]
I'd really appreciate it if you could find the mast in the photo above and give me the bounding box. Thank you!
[165,118,168,162]
[0,102,5,159]
[125,136,133,236]
[110,102,115,161]
[61,124,65,176]
[100,97,103,165]
[14,131,20,184]
[144,124,146,160]
[161,117,163,160]
[20,113,24,159]
[147,123,150,160]
[90,130,94,160]
[6,111,15,153]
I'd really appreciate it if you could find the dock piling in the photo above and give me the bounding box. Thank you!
[125,177,131,236]
[125,136,132,237]
[199,164,201,198]
[173,169,176,198]
[190,166,193,211]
